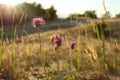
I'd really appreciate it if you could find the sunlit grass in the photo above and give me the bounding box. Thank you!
[0,19,120,80]
[0,16,3,65]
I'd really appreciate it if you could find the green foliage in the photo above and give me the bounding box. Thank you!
[45,6,57,20]
[83,10,97,18]
[67,13,83,19]
[16,2,57,20]
[67,10,97,19]
[16,2,46,19]
[89,21,113,39]
[0,2,58,25]
[116,13,120,18]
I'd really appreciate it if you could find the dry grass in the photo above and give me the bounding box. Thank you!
[0,20,120,80]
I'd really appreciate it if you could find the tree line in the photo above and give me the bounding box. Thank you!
[0,2,120,25]
[68,11,120,19]
[0,2,57,25]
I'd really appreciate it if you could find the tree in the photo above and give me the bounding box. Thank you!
[45,6,57,20]
[116,13,120,18]
[83,10,97,18]
[0,2,58,25]
[15,2,45,18]
[68,14,83,19]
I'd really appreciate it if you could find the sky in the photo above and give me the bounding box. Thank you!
[0,0,120,18]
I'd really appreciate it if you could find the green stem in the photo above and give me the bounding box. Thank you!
[37,27,41,53]
[42,50,47,76]
[56,49,60,74]
[69,49,73,70]
[100,25,108,72]
[37,27,42,65]
[77,35,81,70]
[101,33,107,69]
[0,16,3,65]
[95,24,101,44]
[0,43,2,65]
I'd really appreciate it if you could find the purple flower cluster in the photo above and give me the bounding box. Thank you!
[32,17,77,50]
[69,41,76,49]
[50,34,77,50]
[51,34,62,50]
[32,18,45,27]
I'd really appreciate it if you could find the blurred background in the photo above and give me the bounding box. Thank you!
[0,0,120,39]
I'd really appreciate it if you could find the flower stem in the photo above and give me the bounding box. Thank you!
[56,49,60,74]
[37,27,42,65]
[69,49,73,70]
[38,27,41,52]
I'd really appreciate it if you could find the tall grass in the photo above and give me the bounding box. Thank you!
[56,49,60,75]
[0,16,3,65]
[0,43,2,65]
[0,15,119,80]
[10,10,17,79]
[1,12,26,79]
[41,49,47,76]
[69,48,73,70]
[101,31,108,72]
[0,22,119,79]
[76,33,81,71]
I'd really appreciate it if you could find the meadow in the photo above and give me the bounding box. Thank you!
[0,18,120,80]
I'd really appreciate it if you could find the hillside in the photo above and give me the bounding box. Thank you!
[0,19,120,80]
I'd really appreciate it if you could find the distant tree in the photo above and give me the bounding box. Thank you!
[45,6,57,20]
[83,10,97,18]
[67,13,84,19]
[15,2,45,19]
[0,2,58,24]
[35,3,45,17]
[116,13,120,18]
[69,14,83,17]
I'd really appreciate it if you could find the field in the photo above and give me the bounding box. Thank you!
[0,18,120,80]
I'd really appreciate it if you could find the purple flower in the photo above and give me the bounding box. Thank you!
[51,34,62,50]
[32,17,45,27]
[70,41,76,49]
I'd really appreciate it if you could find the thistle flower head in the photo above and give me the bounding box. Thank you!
[70,41,76,49]
[51,34,62,50]
[32,17,45,27]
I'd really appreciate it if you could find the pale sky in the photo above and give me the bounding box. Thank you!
[0,0,120,18]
